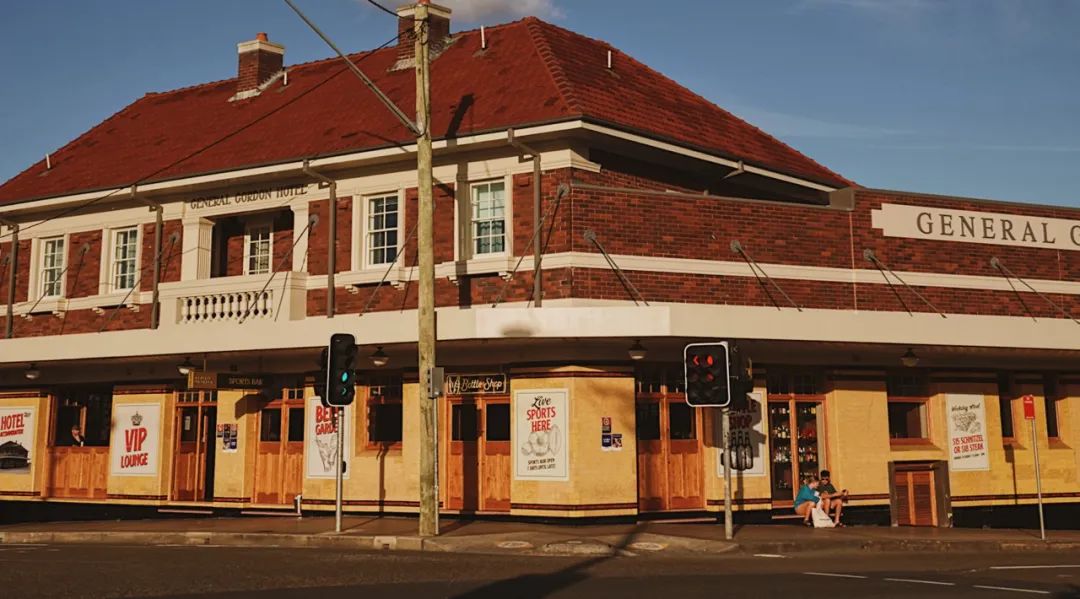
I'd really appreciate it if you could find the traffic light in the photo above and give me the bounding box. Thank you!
[314,347,328,400]
[324,333,357,407]
[684,342,731,407]
[728,343,755,411]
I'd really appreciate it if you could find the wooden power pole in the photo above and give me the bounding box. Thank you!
[415,0,439,538]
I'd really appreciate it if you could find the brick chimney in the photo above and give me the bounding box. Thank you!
[236,32,284,99]
[393,1,453,70]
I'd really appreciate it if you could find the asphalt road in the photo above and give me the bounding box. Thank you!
[3,544,1080,598]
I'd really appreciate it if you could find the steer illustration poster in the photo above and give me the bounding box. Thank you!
[305,399,353,479]
[0,407,35,474]
[110,404,161,476]
[946,394,990,472]
[515,389,569,481]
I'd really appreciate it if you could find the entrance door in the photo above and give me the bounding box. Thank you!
[173,391,217,502]
[894,465,938,526]
[253,389,304,505]
[446,397,511,512]
[636,376,705,512]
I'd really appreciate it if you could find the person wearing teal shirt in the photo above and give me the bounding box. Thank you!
[794,477,820,526]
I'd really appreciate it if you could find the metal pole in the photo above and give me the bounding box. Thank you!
[3,223,17,339]
[151,205,163,329]
[335,406,345,533]
[532,153,542,306]
[416,0,439,538]
[327,182,337,319]
[1032,420,1045,541]
[722,407,733,540]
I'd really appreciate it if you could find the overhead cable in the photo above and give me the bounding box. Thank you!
[863,249,947,319]
[991,257,1079,325]
[731,240,802,312]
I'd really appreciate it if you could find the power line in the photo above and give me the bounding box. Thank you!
[0,29,403,243]
[364,0,398,18]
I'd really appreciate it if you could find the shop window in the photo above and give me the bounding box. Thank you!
[38,236,65,298]
[367,195,399,266]
[287,407,305,442]
[998,373,1015,440]
[245,224,272,275]
[635,366,685,396]
[486,404,511,442]
[1044,375,1061,440]
[669,402,696,440]
[636,403,661,440]
[110,227,139,291]
[767,371,823,397]
[471,181,506,256]
[452,403,478,441]
[178,407,199,443]
[887,373,930,440]
[365,376,403,446]
[53,388,112,447]
[260,408,282,442]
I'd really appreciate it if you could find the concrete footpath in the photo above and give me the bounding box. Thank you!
[1,516,1079,557]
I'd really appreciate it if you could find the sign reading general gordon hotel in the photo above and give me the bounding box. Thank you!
[872,203,1080,251]
[445,374,507,395]
[188,183,310,210]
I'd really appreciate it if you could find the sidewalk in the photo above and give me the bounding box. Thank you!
[1,515,1078,557]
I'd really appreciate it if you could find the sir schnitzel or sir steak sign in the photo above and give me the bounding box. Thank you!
[872,203,1080,251]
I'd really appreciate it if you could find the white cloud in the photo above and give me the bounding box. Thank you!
[433,0,563,23]
[796,0,940,16]
[727,105,913,140]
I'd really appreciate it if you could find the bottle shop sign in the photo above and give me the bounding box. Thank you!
[719,393,765,477]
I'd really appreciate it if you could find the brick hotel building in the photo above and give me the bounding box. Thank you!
[0,4,1077,527]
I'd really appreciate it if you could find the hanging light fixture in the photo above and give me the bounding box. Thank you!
[370,347,389,367]
[24,364,41,380]
[627,340,648,361]
[900,348,920,368]
[177,357,195,376]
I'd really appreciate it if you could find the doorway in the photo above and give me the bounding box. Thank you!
[891,462,944,527]
[766,371,827,503]
[445,396,511,512]
[252,389,304,505]
[173,391,217,502]
[48,387,112,499]
[636,371,704,512]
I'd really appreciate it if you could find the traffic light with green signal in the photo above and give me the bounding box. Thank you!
[324,333,357,408]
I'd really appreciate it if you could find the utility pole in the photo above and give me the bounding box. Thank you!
[721,407,733,540]
[415,0,439,538]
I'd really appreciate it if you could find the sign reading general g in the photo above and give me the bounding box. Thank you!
[872,203,1080,251]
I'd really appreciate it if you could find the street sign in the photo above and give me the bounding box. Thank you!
[1022,394,1036,420]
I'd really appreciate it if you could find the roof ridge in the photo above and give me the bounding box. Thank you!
[524,17,584,115]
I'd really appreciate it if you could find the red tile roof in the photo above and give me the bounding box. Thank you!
[0,18,851,205]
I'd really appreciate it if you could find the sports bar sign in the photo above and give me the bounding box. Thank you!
[188,371,271,390]
[872,203,1080,251]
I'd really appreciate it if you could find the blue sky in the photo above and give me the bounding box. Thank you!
[2,0,1078,207]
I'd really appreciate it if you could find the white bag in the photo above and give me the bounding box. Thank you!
[811,502,835,528]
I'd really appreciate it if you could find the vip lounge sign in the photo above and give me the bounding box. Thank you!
[872,204,1080,251]
[445,374,507,395]
[946,394,990,472]
[110,404,161,476]
[0,407,35,475]
[305,398,353,479]
[515,389,569,481]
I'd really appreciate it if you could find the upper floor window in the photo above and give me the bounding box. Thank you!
[367,195,399,266]
[245,224,272,275]
[39,236,65,298]
[887,372,930,440]
[471,181,506,256]
[111,228,138,291]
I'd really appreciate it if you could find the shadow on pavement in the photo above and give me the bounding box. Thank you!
[450,522,648,599]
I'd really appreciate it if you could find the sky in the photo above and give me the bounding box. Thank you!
[2,0,1079,207]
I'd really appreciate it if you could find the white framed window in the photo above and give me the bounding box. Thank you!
[471,181,506,256]
[110,227,139,291]
[245,223,272,275]
[39,236,66,298]
[367,194,399,267]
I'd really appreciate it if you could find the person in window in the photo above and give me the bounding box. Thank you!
[70,425,86,447]
[794,476,820,527]
[818,470,848,526]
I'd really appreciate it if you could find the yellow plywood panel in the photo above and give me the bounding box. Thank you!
[0,393,49,500]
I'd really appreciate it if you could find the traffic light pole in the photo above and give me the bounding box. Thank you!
[721,407,733,540]
[415,0,439,538]
[335,407,345,533]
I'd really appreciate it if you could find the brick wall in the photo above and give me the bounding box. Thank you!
[307,197,353,275]
[67,230,102,298]
[0,239,31,304]
[138,220,183,291]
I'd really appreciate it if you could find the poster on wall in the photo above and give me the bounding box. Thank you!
[305,399,353,479]
[0,407,35,475]
[946,394,990,472]
[515,389,569,481]
[719,393,766,477]
[216,424,238,453]
[110,404,161,476]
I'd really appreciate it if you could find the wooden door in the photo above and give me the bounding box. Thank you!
[253,397,305,505]
[636,401,665,511]
[895,467,937,526]
[173,394,217,502]
[47,447,108,499]
[636,398,704,512]
[480,400,511,512]
[447,400,479,511]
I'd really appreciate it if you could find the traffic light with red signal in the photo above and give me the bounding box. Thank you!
[683,342,731,407]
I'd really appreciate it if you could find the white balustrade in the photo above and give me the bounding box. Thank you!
[177,289,274,324]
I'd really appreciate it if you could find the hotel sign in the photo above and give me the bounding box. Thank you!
[444,374,507,395]
[187,183,310,211]
[872,203,1080,251]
